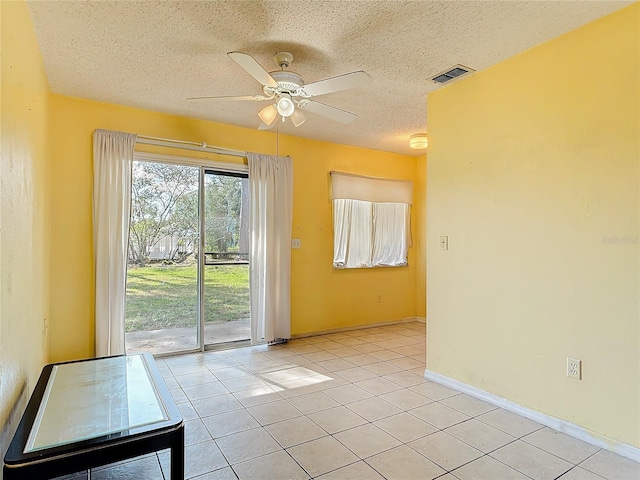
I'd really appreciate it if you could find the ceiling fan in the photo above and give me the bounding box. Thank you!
[187,51,372,130]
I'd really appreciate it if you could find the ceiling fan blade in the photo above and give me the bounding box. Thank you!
[186,94,268,103]
[228,51,279,88]
[301,71,372,97]
[299,100,357,124]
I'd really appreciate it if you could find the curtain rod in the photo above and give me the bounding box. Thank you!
[136,135,246,158]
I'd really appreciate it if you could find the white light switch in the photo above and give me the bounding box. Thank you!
[291,239,301,249]
[439,236,449,251]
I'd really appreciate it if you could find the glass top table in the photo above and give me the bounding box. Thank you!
[3,353,184,479]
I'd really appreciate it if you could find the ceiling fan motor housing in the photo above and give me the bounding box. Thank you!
[266,71,305,95]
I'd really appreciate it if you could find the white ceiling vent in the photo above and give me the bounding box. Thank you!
[431,65,475,84]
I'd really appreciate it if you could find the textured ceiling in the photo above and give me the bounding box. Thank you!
[28,1,631,156]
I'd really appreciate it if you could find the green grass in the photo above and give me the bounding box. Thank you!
[125,264,249,332]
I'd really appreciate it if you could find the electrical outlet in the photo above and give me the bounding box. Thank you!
[567,357,581,380]
[377,294,382,303]
[291,239,301,249]
[439,236,449,251]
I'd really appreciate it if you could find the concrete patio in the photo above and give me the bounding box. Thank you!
[125,318,250,355]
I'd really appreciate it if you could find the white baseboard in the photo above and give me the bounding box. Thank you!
[423,369,640,463]
[292,317,424,339]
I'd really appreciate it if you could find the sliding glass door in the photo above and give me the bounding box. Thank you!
[202,170,250,346]
[125,158,250,355]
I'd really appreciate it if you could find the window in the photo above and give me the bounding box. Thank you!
[331,172,412,269]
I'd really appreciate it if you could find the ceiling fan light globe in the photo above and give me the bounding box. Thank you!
[276,94,295,117]
[290,110,306,127]
[258,104,278,125]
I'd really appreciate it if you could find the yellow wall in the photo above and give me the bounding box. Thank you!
[426,4,639,448]
[48,94,420,361]
[0,0,51,462]
[415,154,427,319]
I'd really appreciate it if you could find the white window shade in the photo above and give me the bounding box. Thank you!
[331,171,413,204]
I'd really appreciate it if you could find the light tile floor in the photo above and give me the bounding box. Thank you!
[58,322,639,480]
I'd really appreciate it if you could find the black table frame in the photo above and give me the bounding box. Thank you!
[3,353,184,480]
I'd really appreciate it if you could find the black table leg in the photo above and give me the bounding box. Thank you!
[171,426,185,480]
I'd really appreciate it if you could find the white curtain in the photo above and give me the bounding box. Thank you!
[372,202,410,266]
[333,200,410,268]
[93,129,137,357]
[247,153,293,344]
[333,199,372,268]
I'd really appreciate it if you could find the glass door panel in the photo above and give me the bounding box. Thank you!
[125,161,200,355]
[203,170,250,346]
